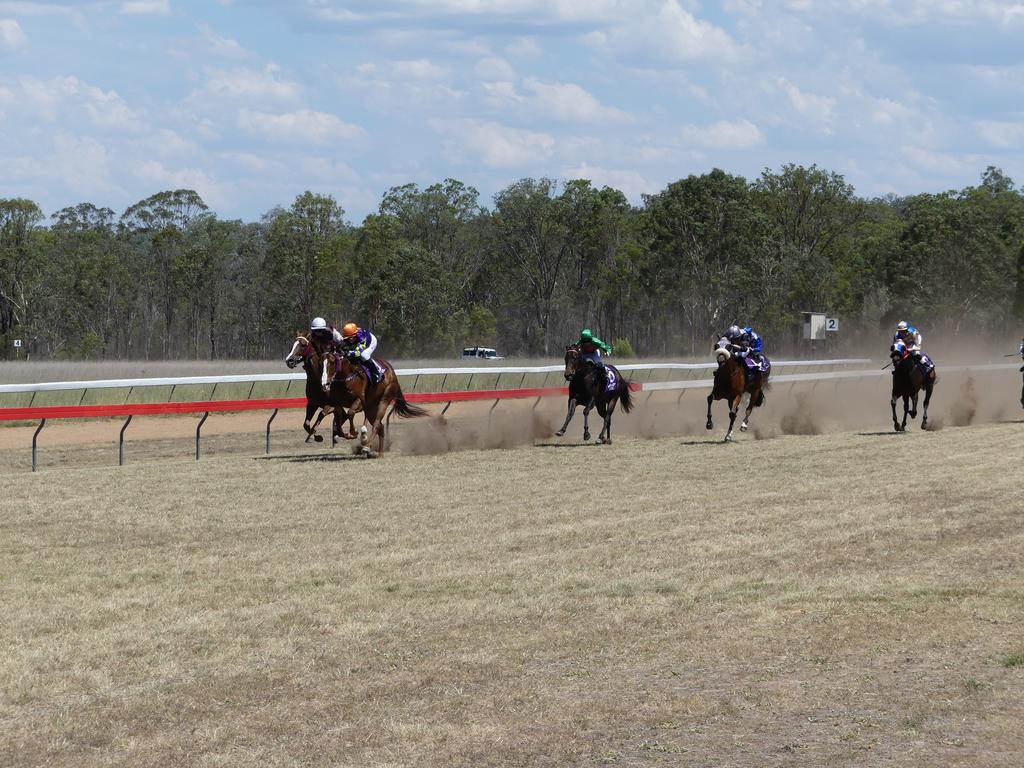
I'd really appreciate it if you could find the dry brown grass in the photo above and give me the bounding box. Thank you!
[1,418,1023,767]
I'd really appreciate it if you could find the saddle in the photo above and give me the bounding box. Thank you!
[741,354,771,374]
[360,359,386,385]
[602,366,618,393]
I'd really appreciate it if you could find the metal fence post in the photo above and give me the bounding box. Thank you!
[32,419,46,472]
[266,408,278,454]
[119,415,132,466]
[195,412,209,461]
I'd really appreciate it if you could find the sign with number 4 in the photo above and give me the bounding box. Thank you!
[13,339,22,348]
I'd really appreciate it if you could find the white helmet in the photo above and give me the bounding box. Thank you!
[895,320,908,331]
[310,317,328,332]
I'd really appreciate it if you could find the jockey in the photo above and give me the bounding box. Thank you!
[1019,337,1024,372]
[716,324,746,355]
[741,326,764,361]
[339,322,381,385]
[309,316,342,349]
[891,320,923,361]
[576,328,612,382]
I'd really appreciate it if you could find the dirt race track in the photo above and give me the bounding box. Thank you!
[1,366,1022,767]
[0,365,1020,471]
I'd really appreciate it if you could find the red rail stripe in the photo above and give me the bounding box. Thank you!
[0,383,645,421]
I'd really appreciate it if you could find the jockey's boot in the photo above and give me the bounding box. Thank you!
[365,360,380,386]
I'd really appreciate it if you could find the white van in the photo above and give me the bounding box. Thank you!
[461,346,503,360]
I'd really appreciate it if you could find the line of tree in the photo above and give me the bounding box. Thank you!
[2,165,1022,361]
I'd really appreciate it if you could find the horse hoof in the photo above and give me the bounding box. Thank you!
[555,430,565,437]
[724,434,733,443]
[313,434,324,443]
[583,433,591,442]
[740,422,748,432]
[705,421,713,430]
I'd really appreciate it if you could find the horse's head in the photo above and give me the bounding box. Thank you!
[890,340,909,366]
[285,333,309,368]
[564,344,582,380]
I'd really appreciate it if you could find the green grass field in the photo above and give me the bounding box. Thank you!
[2,419,1022,767]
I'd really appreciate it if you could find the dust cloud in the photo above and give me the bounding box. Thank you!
[384,363,1020,455]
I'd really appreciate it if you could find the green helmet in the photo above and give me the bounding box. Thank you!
[580,328,593,341]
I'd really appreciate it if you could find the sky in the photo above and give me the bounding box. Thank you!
[1,0,1023,224]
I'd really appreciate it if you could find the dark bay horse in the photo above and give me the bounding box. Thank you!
[555,345,634,444]
[890,345,936,431]
[284,333,360,441]
[325,353,428,456]
[706,346,769,442]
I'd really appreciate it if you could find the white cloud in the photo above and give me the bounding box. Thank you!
[561,162,653,200]
[975,120,1024,149]
[0,18,26,52]
[196,65,301,104]
[479,80,522,108]
[474,56,516,81]
[585,1,741,64]
[436,118,554,167]
[391,58,448,79]
[777,78,837,132]
[17,75,144,131]
[237,108,363,145]
[680,119,765,149]
[297,156,359,182]
[198,23,246,59]
[900,145,976,176]
[135,160,230,208]
[120,0,170,15]
[523,78,630,123]
[505,36,541,59]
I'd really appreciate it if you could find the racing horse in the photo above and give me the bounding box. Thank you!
[706,345,770,442]
[325,352,428,456]
[555,345,634,444]
[284,333,359,441]
[890,342,936,431]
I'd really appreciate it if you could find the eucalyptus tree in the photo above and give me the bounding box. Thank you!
[119,189,211,357]
[0,198,45,356]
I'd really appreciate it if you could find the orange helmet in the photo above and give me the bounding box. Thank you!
[341,322,359,339]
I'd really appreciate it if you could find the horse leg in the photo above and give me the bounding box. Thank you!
[705,392,714,430]
[375,400,392,455]
[724,395,741,442]
[597,401,614,445]
[303,402,320,443]
[555,398,577,437]
[909,392,919,420]
[901,396,910,431]
[890,391,901,432]
[740,391,756,432]
[921,382,933,429]
[582,398,595,442]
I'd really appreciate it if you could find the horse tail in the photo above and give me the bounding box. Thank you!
[391,385,429,418]
[618,381,634,413]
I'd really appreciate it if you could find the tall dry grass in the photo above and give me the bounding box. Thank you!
[1,422,1022,766]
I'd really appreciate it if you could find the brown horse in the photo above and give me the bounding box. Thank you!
[555,345,634,444]
[705,346,769,442]
[325,353,428,456]
[890,345,936,431]
[284,333,360,441]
